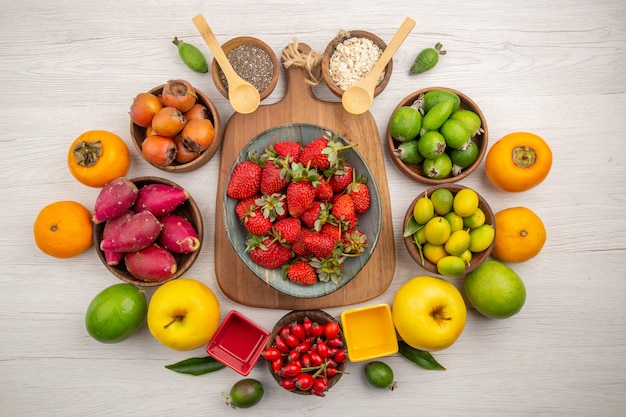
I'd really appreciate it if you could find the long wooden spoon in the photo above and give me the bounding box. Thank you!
[341,17,416,115]
[192,14,260,114]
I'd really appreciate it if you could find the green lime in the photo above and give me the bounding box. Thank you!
[450,141,479,172]
[453,188,479,217]
[464,260,526,319]
[418,131,446,159]
[440,118,471,150]
[423,153,452,179]
[422,90,461,114]
[444,211,464,233]
[424,216,451,245]
[394,140,424,165]
[390,106,422,142]
[445,229,471,256]
[224,379,264,409]
[430,187,454,215]
[451,109,482,136]
[413,196,434,224]
[85,283,147,344]
[423,242,447,264]
[463,207,486,229]
[365,361,396,389]
[469,224,495,252]
[437,255,466,277]
[460,248,472,265]
[421,99,454,133]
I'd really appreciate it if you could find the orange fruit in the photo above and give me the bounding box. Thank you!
[492,207,546,263]
[34,201,93,258]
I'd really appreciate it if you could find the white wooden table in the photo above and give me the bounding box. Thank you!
[1,1,625,415]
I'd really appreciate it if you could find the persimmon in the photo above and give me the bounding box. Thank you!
[130,92,163,127]
[174,135,199,164]
[68,130,131,188]
[485,132,552,192]
[34,201,93,258]
[492,207,546,263]
[142,135,177,166]
[151,106,186,138]
[184,103,210,121]
[162,79,197,112]
[179,118,215,153]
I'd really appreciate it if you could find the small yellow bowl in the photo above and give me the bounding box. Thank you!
[340,304,398,362]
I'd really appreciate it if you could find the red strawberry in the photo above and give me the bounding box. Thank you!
[300,201,322,228]
[274,141,302,162]
[248,237,292,269]
[342,229,368,255]
[347,182,370,214]
[299,138,329,169]
[320,222,342,244]
[286,261,317,286]
[260,161,290,195]
[273,217,301,243]
[227,161,262,200]
[331,194,357,230]
[315,177,334,202]
[255,193,287,221]
[304,232,337,259]
[235,195,260,220]
[243,210,273,236]
[328,163,353,193]
[292,228,314,256]
[286,181,317,218]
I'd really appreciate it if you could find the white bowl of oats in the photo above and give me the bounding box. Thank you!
[321,29,393,100]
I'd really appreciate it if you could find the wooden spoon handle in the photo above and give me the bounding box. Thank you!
[365,17,416,83]
[192,14,240,82]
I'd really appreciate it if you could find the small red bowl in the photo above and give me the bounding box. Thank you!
[206,310,270,376]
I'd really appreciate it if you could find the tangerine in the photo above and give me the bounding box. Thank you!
[34,201,93,258]
[492,206,546,262]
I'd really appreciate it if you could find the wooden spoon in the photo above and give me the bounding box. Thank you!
[341,17,416,115]
[192,14,260,114]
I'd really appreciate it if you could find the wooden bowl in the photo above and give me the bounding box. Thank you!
[386,87,488,184]
[93,176,203,287]
[265,310,347,395]
[130,84,222,173]
[321,30,392,99]
[211,36,280,101]
[403,184,495,275]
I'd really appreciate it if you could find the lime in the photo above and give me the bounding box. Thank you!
[437,255,466,277]
[450,141,479,171]
[423,153,452,179]
[413,196,434,224]
[431,188,454,215]
[453,188,479,217]
[445,229,471,256]
[390,106,422,142]
[444,211,464,233]
[464,260,526,319]
[424,216,451,245]
[440,118,471,150]
[423,242,447,264]
[469,224,495,252]
[365,361,396,389]
[85,283,147,344]
[224,379,264,409]
[460,248,472,265]
[451,109,482,136]
[394,140,424,165]
[463,207,486,229]
[418,131,446,159]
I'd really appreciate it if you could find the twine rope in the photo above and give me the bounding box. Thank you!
[281,38,323,86]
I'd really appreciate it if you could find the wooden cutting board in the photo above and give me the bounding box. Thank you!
[213,44,395,309]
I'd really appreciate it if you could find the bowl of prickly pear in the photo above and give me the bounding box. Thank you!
[264,310,347,396]
[403,184,495,277]
[93,176,203,287]
[386,87,488,184]
[222,123,382,299]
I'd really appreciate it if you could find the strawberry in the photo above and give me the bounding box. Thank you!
[274,141,302,162]
[347,181,370,214]
[315,177,334,202]
[320,222,343,244]
[299,138,329,169]
[286,181,316,218]
[235,195,260,220]
[304,232,337,259]
[255,193,287,221]
[242,210,273,236]
[342,229,369,255]
[309,249,346,284]
[285,261,317,286]
[328,163,353,193]
[292,228,314,256]
[227,160,262,200]
[273,217,301,244]
[248,237,292,269]
[331,194,357,230]
[260,160,290,195]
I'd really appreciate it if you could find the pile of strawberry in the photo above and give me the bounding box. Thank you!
[226,134,372,286]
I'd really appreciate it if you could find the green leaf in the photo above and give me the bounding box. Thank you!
[403,216,422,237]
[164,356,226,376]
[398,341,446,371]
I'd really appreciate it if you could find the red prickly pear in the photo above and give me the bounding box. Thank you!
[102,210,133,265]
[92,177,138,224]
[125,244,177,281]
[158,214,201,254]
[99,210,161,252]
[134,183,189,217]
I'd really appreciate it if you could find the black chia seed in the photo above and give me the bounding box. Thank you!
[219,44,275,93]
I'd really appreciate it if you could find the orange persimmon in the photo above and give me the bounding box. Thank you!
[141,135,177,167]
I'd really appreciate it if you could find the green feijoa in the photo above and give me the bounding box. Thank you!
[390,106,422,142]
[410,42,446,75]
[173,36,209,73]
[444,211,464,233]
[437,255,466,277]
[430,187,454,215]
[394,140,424,165]
[423,153,452,179]
[450,141,479,173]
[365,361,396,390]
[422,89,461,114]
[223,379,264,409]
[451,109,483,137]
[440,119,471,150]
[421,100,454,134]
[418,131,446,159]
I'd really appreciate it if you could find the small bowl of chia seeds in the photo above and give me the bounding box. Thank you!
[321,30,393,100]
[211,36,280,102]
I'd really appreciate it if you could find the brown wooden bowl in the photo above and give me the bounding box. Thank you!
[211,36,280,101]
[386,87,488,184]
[130,84,222,173]
[265,310,347,395]
[321,30,392,99]
[93,176,203,287]
[403,184,495,275]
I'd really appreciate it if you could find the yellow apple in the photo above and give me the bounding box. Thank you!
[147,278,220,351]
[392,275,466,351]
